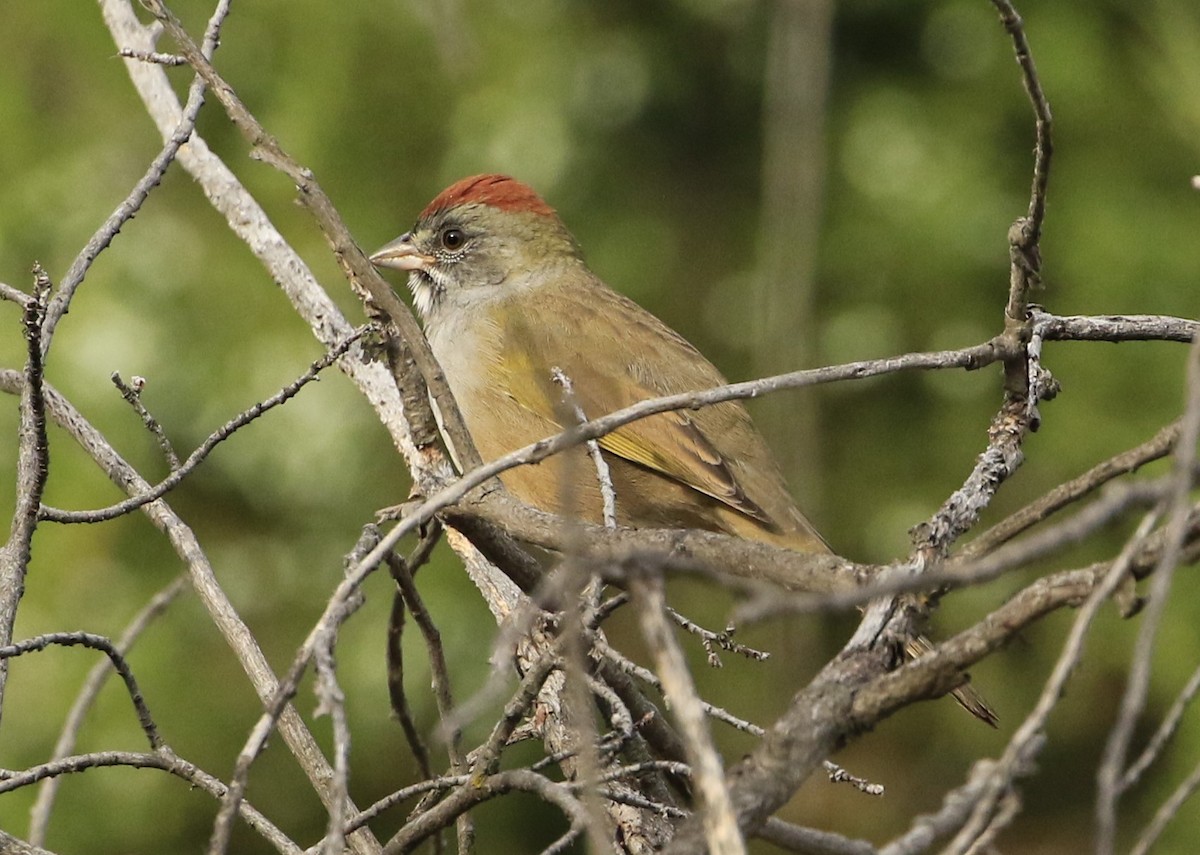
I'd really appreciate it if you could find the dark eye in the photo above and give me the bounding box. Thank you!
[440,228,465,250]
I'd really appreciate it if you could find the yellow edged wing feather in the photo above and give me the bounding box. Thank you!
[596,414,773,525]
[495,284,783,531]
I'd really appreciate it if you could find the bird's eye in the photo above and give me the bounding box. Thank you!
[440,228,465,251]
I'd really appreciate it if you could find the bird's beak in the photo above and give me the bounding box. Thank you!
[369,233,434,272]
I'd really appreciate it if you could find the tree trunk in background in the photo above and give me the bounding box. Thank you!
[755,0,833,513]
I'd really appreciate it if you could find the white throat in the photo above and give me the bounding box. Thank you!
[408,271,442,320]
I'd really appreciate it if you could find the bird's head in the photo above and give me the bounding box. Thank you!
[370,174,581,322]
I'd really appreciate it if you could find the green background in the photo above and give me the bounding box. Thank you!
[1,0,1198,852]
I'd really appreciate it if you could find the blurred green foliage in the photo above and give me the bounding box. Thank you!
[1,0,1198,852]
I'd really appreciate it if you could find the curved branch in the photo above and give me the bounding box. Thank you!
[0,632,162,749]
[382,770,590,855]
[0,369,373,853]
[0,749,299,855]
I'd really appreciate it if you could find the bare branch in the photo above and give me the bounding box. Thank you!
[879,760,995,855]
[30,576,187,844]
[0,370,381,853]
[665,610,769,667]
[632,572,745,854]
[1120,661,1200,792]
[449,489,861,596]
[942,513,1161,853]
[41,327,370,524]
[0,749,300,855]
[386,541,474,850]
[0,830,57,855]
[117,46,187,65]
[822,763,884,797]
[1038,312,1198,344]
[962,419,1180,559]
[759,818,877,855]
[110,372,182,470]
[0,632,161,749]
[313,634,352,855]
[345,773,470,837]
[97,0,460,537]
[552,366,618,528]
[206,534,377,855]
[991,0,1052,324]
[133,0,484,483]
[41,18,217,354]
[382,769,591,855]
[597,641,764,737]
[1096,338,1200,855]
[735,478,1172,624]
[0,266,52,721]
[385,525,440,782]
[1128,757,1200,855]
[0,281,32,308]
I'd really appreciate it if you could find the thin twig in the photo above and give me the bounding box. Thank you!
[41,327,369,524]
[29,576,187,844]
[118,47,188,65]
[560,591,614,850]
[879,760,995,855]
[538,826,584,855]
[345,773,470,836]
[0,369,381,853]
[597,642,765,737]
[207,539,376,855]
[552,367,617,527]
[991,0,1052,325]
[823,761,884,797]
[1128,756,1200,855]
[553,366,624,849]
[631,572,745,854]
[871,8,1052,703]
[389,543,461,762]
[941,514,1161,854]
[0,266,52,722]
[382,769,591,855]
[387,538,474,852]
[0,632,161,748]
[759,818,877,855]
[41,9,222,355]
[736,477,1170,625]
[598,786,689,819]
[111,372,182,469]
[136,0,485,484]
[314,635,352,855]
[665,610,769,667]
[0,281,32,307]
[962,419,1180,559]
[469,643,564,772]
[587,676,635,747]
[1037,311,1198,344]
[1120,661,1200,792]
[1,748,301,855]
[1096,338,1200,855]
[385,525,440,782]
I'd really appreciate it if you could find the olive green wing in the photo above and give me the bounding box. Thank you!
[496,281,781,528]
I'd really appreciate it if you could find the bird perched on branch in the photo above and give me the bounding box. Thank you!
[371,173,996,726]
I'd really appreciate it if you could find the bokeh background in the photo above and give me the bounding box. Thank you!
[2,1,1199,852]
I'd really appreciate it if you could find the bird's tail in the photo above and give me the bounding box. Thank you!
[906,634,999,728]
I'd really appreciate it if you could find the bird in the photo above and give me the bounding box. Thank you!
[370,174,997,726]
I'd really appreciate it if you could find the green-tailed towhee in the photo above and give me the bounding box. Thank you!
[370,174,996,726]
